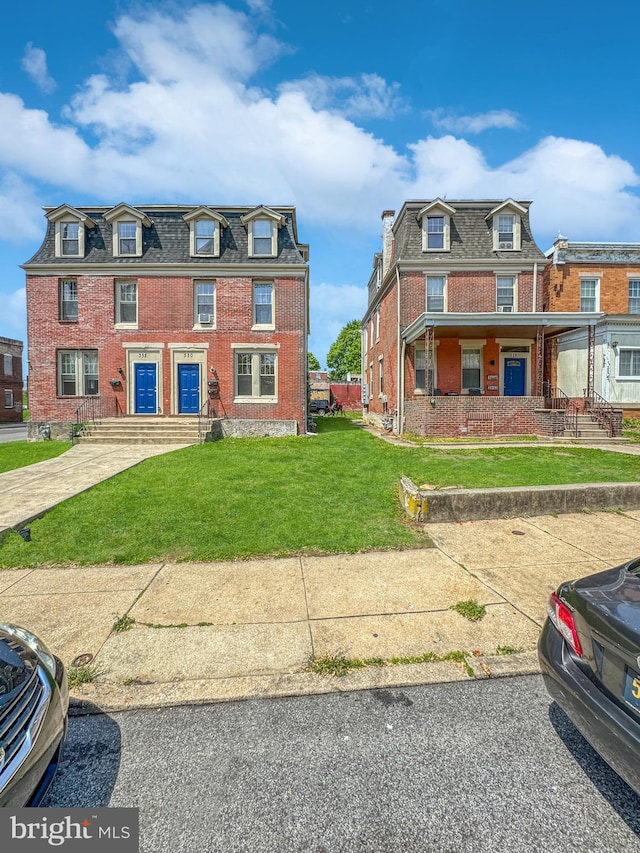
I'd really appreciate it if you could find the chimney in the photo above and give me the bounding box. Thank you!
[381,210,395,276]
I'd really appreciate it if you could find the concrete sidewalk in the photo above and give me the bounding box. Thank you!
[2,439,640,712]
[2,509,640,712]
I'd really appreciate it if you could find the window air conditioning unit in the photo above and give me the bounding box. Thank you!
[499,241,513,250]
[497,306,513,313]
[198,313,212,324]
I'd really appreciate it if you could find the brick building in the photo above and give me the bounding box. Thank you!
[0,337,24,423]
[24,203,309,439]
[543,237,640,416]
[362,200,608,439]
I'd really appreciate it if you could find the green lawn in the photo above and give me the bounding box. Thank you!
[0,440,71,474]
[2,418,640,568]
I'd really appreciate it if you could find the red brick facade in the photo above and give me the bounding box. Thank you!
[0,337,24,423]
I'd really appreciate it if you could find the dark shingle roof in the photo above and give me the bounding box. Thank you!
[392,200,546,263]
[24,206,306,266]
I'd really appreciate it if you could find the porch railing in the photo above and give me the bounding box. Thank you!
[197,398,212,443]
[545,386,579,437]
[584,390,616,437]
[74,395,123,438]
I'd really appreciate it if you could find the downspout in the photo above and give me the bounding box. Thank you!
[532,262,538,311]
[396,266,402,435]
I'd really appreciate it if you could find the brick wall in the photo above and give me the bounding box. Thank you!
[405,396,562,438]
[544,262,640,313]
[26,273,307,432]
[0,336,24,423]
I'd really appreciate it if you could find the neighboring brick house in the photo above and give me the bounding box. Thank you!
[543,237,640,417]
[362,200,604,438]
[24,203,309,439]
[0,337,24,423]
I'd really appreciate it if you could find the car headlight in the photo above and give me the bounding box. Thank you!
[0,623,57,678]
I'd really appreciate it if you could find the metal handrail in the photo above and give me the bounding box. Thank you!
[197,398,212,443]
[545,386,579,437]
[584,389,615,437]
[73,396,122,438]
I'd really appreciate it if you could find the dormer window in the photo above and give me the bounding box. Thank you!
[46,205,96,258]
[104,203,151,258]
[183,207,228,257]
[241,206,285,258]
[419,200,456,253]
[489,200,526,252]
[61,222,79,255]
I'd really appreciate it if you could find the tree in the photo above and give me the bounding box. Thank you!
[307,351,321,371]
[327,319,361,380]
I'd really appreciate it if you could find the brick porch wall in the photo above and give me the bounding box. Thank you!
[405,396,565,438]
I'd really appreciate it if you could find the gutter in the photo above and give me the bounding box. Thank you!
[396,266,402,435]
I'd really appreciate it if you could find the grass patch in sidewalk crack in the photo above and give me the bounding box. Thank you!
[309,649,475,678]
[450,599,486,622]
[112,614,135,633]
[68,664,98,688]
[140,621,214,629]
[496,645,523,655]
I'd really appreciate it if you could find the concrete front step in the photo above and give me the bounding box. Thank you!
[77,417,201,445]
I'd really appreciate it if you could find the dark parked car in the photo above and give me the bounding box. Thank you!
[538,556,640,796]
[0,624,68,806]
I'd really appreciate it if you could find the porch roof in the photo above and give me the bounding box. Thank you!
[402,311,603,344]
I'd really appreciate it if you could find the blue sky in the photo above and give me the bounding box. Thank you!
[1,0,639,368]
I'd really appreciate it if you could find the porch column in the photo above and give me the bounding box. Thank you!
[586,324,595,398]
[535,326,544,396]
[425,325,434,395]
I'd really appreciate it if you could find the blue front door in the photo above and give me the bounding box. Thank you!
[178,363,200,413]
[504,358,526,396]
[135,363,157,414]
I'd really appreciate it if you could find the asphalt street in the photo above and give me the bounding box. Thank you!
[44,675,640,853]
[0,424,27,443]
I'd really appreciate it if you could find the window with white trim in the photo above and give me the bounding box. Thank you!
[461,348,482,391]
[118,221,137,255]
[195,219,215,255]
[250,218,276,256]
[492,210,521,251]
[59,279,78,321]
[420,203,453,252]
[415,346,435,393]
[629,280,640,314]
[115,281,138,325]
[427,276,446,312]
[58,350,98,396]
[253,282,274,327]
[3,353,12,376]
[4,389,13,408]
[61,222,80,256]
[235,351,277,398]
[426,216,444,249]
[496,276,516,312]
[378,356,384,395]
[580,278,599,312]
[618,349,640,378]
[376,307,380,340]
[194,281,215,325]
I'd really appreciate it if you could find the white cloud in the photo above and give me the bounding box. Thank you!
[0,172,44,243]
[21,43,56,94]
[245,0,272,14]
[3,287,26,336]
[280,73,406,119]
[426,108,522,134]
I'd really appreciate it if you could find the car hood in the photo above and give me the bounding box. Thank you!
[0,630,39,711]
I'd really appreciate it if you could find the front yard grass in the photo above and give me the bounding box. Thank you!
[0,440,71,474]
[2,418,640,568]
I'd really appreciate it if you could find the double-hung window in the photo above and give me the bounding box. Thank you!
[235,350,277,399]
[118,221,137,255]
[580,278,599,312]
[61,222,79,256]
[427,276,445,312]
[619,349,640,378]
[58,350,98,396]
[195,281,215,325]
[497,276,516,312]
[629,280,640,314]
[462,348,482,392]
[253,282,274,327]
[252,219,274,255]
[426,216,444,249]
[195,220,215,255]
[3,353,12,375]
[4,390,13,408]
[497,215,515,249]
[116,281,137,325]
[59,279,78,321]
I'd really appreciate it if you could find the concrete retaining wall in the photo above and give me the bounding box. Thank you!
[400,475,640,523]
[209,418,298,439]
